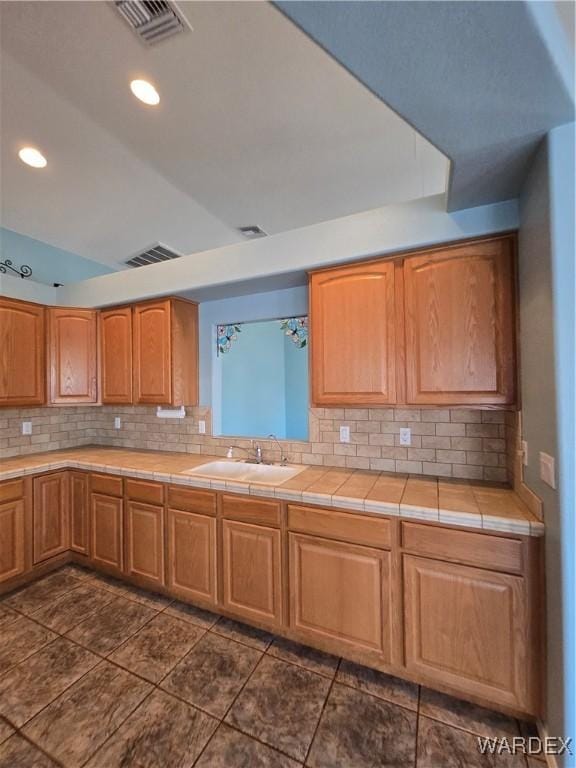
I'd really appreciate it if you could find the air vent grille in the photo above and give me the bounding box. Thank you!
[114,1,190,44]
[238,225,267,239]
[125,244,182,268]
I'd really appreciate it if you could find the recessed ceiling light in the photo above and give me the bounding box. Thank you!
[18,147,47,168]
[130,79,160,106]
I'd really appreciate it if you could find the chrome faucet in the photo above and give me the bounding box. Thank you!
[226,441,263,463]
[268,434,288,465]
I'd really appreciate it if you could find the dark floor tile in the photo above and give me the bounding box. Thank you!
[109,613,205,683]
[196,723,301,768]
[162,632,261,718]
[31,583,116,634]
[87,574,171,610]
[23,661,152,768]
[0,616,56,675]
[417,715,526,767]
[66,594,156,654]
[84,689,217,768]
[0,719,13,746]
[268,637,339,679]
[165,601,219,629]
[212,617,274,651]
[420,688,520,739]
[336,659,419,711]
[0,605,19,630]
[2,570,83,614]
[0,637,98,727]
[307,682,416,768]
[57,564,93,582]
[226,655,330,761]
[0,733,60,768]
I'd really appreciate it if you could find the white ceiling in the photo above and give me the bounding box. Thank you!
[0,1,448,268]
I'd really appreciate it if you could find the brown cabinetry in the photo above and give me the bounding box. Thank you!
[403,554,528,710]
[0,297,45,406]
[133,298,198,406]
[100,306,132,404]
[289,532,392,660]
[90,493,123,574]
[167,507,217,606]
[222,519,283,628]
[33,472,69,563]
[69,471,90,555]
[126,500,165,586]
[48,308,98,403]
[310,260,397,405]
[0,498,26,583]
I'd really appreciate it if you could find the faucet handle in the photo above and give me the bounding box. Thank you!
[226,447,234,458]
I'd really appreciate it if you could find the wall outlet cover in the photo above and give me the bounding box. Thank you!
[198,420,206,434]
[521,440,528,466]
[114,417,121,430]
[399,427,411,446]
[340,426,350,443]
[21,421,32,435]
[539,452,556,489]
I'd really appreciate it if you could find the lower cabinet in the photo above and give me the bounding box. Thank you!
[222,519,283,628]
[33,472,69,564]
[0,498,26,583]
[126,500,165,586]
[167,508,217,606]
[403,555,528,710]
[289,532,392,660]
[69,471,90,555]
[90,493,124,573]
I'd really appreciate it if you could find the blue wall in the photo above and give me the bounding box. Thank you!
[0,227,114,286]
[284,333,309,439]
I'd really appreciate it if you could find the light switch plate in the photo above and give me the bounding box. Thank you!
[114,417,121,430]
[399,427,411,446]
[340,426,350,443]
[21,421,32,435]
[539,452,556,489]
[198,420,206,434]
[521,440,528,466]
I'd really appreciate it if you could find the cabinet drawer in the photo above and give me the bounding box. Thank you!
[167,486,217,516]
[221,494,281,527]
[401,522,524,574]
[288,504,391,549]
[0,478,24,503]
[90,473,123,498]
[125,478,164,505]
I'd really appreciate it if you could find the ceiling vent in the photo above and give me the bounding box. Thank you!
[238,225,268,240]
[114,1,191,45]
[125,243,183,268]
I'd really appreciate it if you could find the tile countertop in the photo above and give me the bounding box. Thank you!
[0,446,544,537]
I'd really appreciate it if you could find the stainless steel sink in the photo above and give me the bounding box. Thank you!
[184,460,305,485]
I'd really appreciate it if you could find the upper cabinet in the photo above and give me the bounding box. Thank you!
[0,297,45,406]
[310,261,397,405]
[48,308,98,404]
[309,235,516,407]
[133,298,199,406]
[404,238,515,405]
[100,306,132,404]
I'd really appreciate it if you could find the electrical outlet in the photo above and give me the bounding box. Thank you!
[539,452,556,489]
[114,417,121,430]
[399,427,411,446]
[340,426,350,443]
[21,421,32,435]
[521,440,528,466]
[198,420,206,434]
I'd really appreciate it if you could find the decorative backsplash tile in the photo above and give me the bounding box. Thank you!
[0,404,515,483]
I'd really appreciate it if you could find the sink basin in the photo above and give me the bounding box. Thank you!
[184,460,305,485]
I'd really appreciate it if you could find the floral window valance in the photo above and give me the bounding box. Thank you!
[217,324,242,355]
[217,317,308,355]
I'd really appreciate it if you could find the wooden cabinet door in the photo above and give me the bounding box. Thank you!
[0,297,45,406]
[48,308,98,403]
[289,533,391,660]
[33,472,69,563]
[222,520,282,628]
[310,261,397,405]
[403,555,527,710]
[69,471,90,555]
[100,306,132,404]
[126,501,164,586]
[167,508,217,606]
[404,238,515,404]
[90,493,123,573]
[0,499,26,583]
[133,300,172,404]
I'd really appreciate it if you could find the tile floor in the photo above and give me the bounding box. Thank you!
[0,566,544,768]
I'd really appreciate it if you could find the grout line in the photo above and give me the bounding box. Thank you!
[302,657,341,765]
[414,684,422,768]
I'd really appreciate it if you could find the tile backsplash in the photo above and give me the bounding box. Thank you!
[1,405,515,483]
